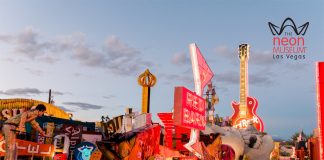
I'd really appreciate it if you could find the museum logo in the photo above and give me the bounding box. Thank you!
[268,17,309,60]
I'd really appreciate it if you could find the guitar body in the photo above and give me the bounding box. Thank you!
[231,96,264,132]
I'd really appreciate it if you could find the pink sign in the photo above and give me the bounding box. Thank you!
[196,45,214,91]
[189,43,214,95]
[174,87,206,130]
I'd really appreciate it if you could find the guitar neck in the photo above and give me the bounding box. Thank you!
[237,44,250,114]
[240,60,248,106]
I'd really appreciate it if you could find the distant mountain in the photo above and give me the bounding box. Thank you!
[272,135,287,142]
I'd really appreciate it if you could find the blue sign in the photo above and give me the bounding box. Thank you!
[73,142,96,160]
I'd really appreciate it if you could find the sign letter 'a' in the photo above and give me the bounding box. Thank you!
[189,43,214,95]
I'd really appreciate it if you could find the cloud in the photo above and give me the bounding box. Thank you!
[0,27,59,61]
[249,73,275,86]
[55,34,153,75]
[14,27,50,59]
[215,71,239,85]
[215,70,276,86]
[51,91,65,96]
[0,28,152,76]
[0,88,67,97]
[171,52,189,65]
[103,95,115,99]
[214,45,277,67]
[284,62,308,71]
[62,102,104,110]
[25,68,44,76]
[58,106,75,112]
[250,50,277,66]
[53,32,108,67]
[214,46,237,64]
[103,36,153,75]
[161,74,193,85]
[104,36,139,59]
[0,88,44,95]
[159,69,193,85]
[39,56,59,64]
[72,45,107,67]
[0,34,13,42]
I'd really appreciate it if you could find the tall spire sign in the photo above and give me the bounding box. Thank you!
[182,43,213,158]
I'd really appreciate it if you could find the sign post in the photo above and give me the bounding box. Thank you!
[183,43,214,158]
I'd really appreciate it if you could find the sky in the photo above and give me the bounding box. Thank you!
[0,0,323,139]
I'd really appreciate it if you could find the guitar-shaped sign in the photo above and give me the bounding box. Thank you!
[231,44,264,132]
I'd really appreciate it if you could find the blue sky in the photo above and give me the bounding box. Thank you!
[0,0,323,139]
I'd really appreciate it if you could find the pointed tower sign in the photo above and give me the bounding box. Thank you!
[138,69,156,113]
[181,43,214,159]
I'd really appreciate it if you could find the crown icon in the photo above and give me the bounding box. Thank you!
[268,17,309,36]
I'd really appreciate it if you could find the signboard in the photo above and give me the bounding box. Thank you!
[102,115,123,136]
[53,153,67,160]
[188,43,212,158]
[46,122,55,144]
[81,134,102,144]
[0,99,70,120]
[73,142,96,160]
[189,43,214,95]
[0,136,54,157]
[173,86,206,130]
[62,124,82,156]
[317,62,324,160]
[132,113,152,130]
[128,125,161,159]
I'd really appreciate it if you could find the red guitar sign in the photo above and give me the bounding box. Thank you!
[231,44,264,132]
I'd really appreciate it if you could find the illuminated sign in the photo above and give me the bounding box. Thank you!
[316,62,324,160]
[53,153,67,160]
[0,137,54,157]
[74,142,96,160]
[174,86,206,130]
[233,116,262,129]
[189,43,214,96]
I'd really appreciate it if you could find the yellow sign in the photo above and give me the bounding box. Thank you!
[138,69,156,113]
[0,99,70,120]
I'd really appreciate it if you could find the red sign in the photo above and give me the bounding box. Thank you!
[128,125,161,159]
[0,137,54,157]
[195,45,214,91]
[189,43,214,95]
[174,87,206,130]
[54,153,67,160]
[317,62,324,160]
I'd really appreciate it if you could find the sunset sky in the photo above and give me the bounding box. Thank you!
[0,0,323,139]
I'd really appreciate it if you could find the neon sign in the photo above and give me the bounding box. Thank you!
[174,86,206,130]
[233,116,261,128]
[316,62,324,160]
[74,142,96,160]
[0,138,54,157]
